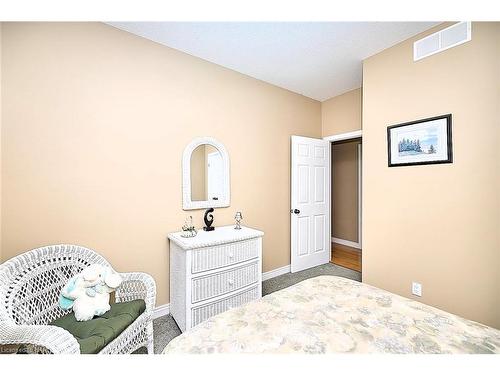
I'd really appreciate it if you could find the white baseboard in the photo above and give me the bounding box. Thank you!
[262,264,291,281]
[332,237,362,250]
[152,303,170,319]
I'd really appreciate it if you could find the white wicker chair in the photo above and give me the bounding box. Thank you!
[0,244,156,354]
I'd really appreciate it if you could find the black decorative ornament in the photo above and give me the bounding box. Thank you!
[203,208,215,231]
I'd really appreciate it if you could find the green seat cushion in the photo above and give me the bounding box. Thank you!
[50,299,146,354]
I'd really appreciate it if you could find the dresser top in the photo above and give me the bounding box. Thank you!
[168,225,264,250]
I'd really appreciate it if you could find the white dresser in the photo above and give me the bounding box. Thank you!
[168,225,264,332]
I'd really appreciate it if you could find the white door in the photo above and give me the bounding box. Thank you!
[291,136,331,272]
[207,151,223,202]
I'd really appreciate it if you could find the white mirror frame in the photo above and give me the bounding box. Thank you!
[182,137,230,210]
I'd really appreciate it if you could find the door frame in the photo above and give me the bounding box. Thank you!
[323,130,363,260]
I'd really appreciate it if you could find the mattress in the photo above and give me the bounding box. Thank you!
[163,276,500,354]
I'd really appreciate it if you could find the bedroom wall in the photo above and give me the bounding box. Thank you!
[0,22,321,305]
[321,87,362,136]
[362,22,500,328]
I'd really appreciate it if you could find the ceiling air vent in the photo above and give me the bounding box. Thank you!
[414,22,471,61]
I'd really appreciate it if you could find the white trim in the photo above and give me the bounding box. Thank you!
[262,264,291,281]
[152,303,170,319]
[182,136,230,210]
[323,130,362,142]
[331,237,361,250]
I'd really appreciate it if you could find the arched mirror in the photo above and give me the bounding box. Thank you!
[182,137,230,210]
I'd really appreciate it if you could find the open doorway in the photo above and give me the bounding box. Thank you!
[326,132,362,273]
[290,133,361,274]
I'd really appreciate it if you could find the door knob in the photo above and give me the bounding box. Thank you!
[290,209,300,214]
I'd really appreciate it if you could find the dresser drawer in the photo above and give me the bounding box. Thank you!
[191,238,259,274]
[191,261,259,303]
[191,284,259,327]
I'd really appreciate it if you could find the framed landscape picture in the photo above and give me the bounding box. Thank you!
[387,114,452,167]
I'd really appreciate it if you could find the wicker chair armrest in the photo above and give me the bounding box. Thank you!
[0,322,80,354]
[115,272,156,313]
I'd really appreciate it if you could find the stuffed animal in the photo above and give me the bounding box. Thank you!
[59,264,122,321]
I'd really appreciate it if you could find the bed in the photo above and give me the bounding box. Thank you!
[163,276,500,354]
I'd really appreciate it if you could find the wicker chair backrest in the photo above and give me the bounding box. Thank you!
[0,245,111,325]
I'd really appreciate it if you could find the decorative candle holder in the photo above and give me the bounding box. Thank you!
[234,211,243,230]
[181,216,197,238]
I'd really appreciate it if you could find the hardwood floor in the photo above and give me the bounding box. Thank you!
[331,243,362,272]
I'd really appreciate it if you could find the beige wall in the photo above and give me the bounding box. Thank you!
[362,22,500,328]
[322,87,362,136]
[0,22,321,305]
[332,140,360,243]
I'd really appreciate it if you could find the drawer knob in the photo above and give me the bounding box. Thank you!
[228,279,234,285]
[228,252,234,258]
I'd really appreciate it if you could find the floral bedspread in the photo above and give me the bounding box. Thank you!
[163,276,500,354]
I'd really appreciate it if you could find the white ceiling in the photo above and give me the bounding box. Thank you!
[108,22,438,101]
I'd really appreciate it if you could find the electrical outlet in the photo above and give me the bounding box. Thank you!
[412,282,422,297]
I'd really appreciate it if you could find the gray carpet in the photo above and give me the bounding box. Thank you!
[135,263,361,354]
[262,262,361,296]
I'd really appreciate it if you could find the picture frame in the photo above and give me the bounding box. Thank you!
[387,114,453,167]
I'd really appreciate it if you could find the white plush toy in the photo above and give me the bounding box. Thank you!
[59,264,123,321]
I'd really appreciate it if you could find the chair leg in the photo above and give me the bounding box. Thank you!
[147,339,154,354]
[147,321,154,354]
